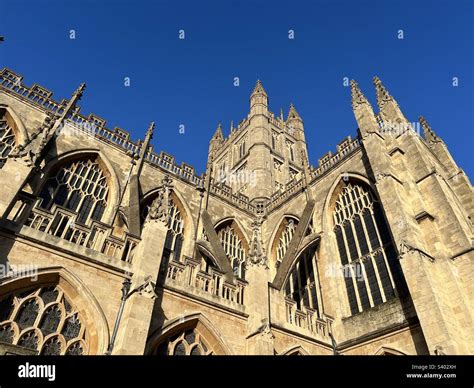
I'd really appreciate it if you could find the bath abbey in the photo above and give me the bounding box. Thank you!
[0,68,472,356]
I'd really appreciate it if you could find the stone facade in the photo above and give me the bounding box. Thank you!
[0,68,472,356]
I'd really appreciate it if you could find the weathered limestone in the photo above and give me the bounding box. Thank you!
[113,205,169,355]
[0,70,471,356]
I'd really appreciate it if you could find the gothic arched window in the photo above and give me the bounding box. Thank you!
[162,198,184,265]
[217,223,246,279]
[276,218,298,263]
[0,286,88,355]
[333,182,404,315]
[37,158,109,224]
[0,110,16,169]
[154,328,211,356]
[141,192,186,280]
[284,246,321,316]
[239,140,246,159]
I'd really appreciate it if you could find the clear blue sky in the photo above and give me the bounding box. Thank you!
[2,0,473,177]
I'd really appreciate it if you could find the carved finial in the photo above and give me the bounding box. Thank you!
[419,116,441,144]
[373,76,393,108]
[230,120,234,132]
[146,121,155,138]
[350,79,371,109]
[279,108,284,121]
[287,103,302,121]
[252,79,267,96]
[73,83,86,101]
[212,123,224,141]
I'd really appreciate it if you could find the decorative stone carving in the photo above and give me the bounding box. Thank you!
[146,175,173,224]
[9,113,56,167]
[247,216,268,268]
[132,276,158,299]
[257,319,274,341]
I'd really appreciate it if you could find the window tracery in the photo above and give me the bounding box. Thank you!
[333,182,403,315]
[0,286,87,355]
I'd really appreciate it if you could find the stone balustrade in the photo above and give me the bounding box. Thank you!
[285,298,329,338]
[0,68,204,188]
[164,257,246,306]
[209,181,256,214]
[310,137,361,180]
[23,203,139,264]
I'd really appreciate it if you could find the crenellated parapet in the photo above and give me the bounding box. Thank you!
[0,68,204,188]
[311,136,361,179]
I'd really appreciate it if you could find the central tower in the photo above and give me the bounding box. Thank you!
[207,80,309,204]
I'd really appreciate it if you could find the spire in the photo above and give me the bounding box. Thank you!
[250,80,268,116]
[350,79,371,109]
[252,79,267,96]
[373,76,407,123]
[419,116,441,144]
[373,76,394,109]
[31,82,87,166]
[230,120,234,133]
[58,82,86,121]
[350,80,379,137]
[279,108,284,121]
[136,121,155,177]
[72,83,86,102]
[212,122,224,141]
[145,121,155,138]
[287,103,302,121]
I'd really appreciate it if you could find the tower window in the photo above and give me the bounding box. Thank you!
[272,133,277,150]
[239,141,246,159]
[286,141,295,162]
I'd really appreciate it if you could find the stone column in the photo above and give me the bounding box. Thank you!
[245,218,274,355]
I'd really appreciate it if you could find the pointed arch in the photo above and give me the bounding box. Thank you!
[280,345,310,355]
[0,104,30,146]
[0,266,110,355]
[214,218,249,279]
[214,217,251,245]
[145,312,233,355]
[32,149,120,225]
[324,173,406,315]
[268,214,300,268]
[321,172,375,236]
[141,186,195,240]
[375,346,406,355]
